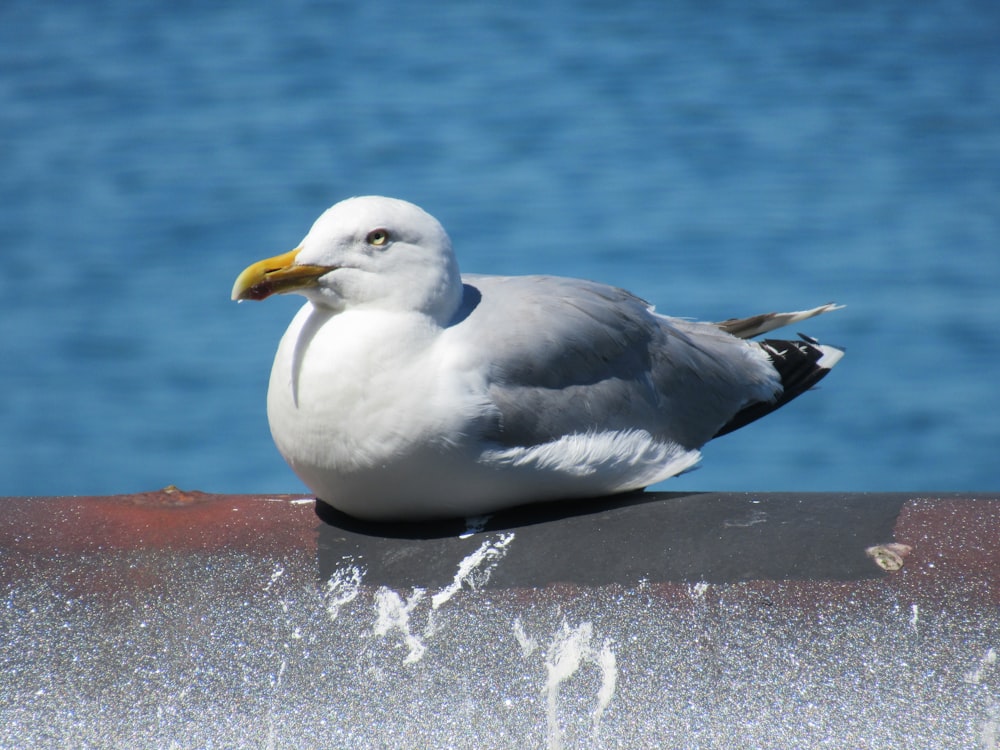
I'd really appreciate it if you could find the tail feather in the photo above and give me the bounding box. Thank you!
[714,334,844,438]
[716,303,844,339]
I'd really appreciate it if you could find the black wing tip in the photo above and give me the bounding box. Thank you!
[713,335,844,438]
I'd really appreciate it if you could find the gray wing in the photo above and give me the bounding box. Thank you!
[446,275,782,450]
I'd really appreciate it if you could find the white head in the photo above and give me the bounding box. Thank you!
[232,196,463,323]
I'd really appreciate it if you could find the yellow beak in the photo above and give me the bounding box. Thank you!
[231,248,333,301]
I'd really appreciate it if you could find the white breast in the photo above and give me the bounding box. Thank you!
[265,303,493,513]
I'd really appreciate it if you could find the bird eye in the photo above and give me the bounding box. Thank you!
[366,229,390,247]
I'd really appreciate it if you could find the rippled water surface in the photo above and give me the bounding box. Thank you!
[2,0,998,497]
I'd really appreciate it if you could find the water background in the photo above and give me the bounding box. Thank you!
[2,0,998,498]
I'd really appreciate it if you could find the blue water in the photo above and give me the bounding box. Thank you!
[2,0,998,498]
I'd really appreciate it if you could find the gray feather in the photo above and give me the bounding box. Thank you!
[446,275,782,450]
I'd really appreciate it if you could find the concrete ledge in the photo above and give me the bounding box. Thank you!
[2,490,998,748]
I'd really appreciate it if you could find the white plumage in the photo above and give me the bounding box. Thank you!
[233,196,843,520]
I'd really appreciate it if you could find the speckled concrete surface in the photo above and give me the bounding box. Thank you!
[1,490,998,748]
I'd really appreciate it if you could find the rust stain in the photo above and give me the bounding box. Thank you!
[0,487,317,557]
[122,484,214,507]
[893,495,1000,605]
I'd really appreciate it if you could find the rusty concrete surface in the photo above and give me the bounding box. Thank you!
[1,489,998,748]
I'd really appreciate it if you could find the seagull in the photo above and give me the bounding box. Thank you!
[232,196,843,520]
